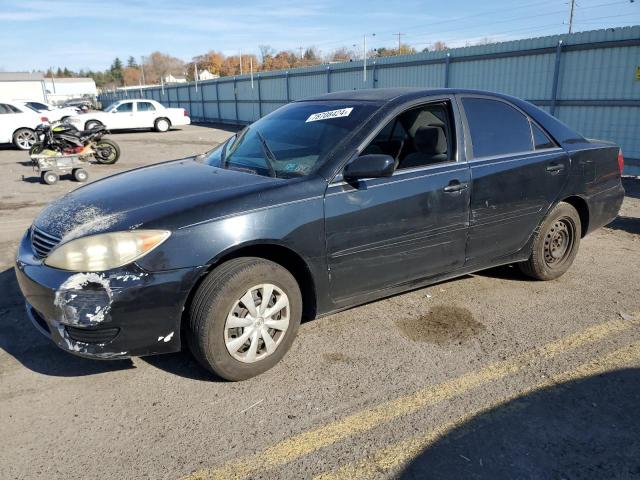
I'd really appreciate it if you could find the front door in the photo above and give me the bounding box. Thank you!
[109,101,137,129]
[324,100,470,303]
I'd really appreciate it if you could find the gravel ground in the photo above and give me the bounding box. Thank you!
[1,125,639,480]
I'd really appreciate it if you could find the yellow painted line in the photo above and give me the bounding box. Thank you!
[184,314,638,480]
[315,340,640,480]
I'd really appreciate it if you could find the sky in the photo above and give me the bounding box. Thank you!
[0,0,638,72]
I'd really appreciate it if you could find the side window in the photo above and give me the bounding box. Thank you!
[462,97,533,158]
[137,102,156,112]
[6,104,22,113]
[362,101,454,170]
[0,104,10,114]
[115,102,133,113]
[531,121,556,150]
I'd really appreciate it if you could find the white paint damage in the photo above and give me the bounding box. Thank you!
[36,199,123,244]
[54,273,113,325]
[158,331,174,343]
[112,273,147,282]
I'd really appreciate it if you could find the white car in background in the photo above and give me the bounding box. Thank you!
[0,100,49,150]
[13,100,80,122]
[66,99,190,132]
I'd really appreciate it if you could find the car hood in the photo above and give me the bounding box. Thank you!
[34,157,279,242]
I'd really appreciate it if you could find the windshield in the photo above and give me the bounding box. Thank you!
[102,102,119,112]
[203,101,379,178]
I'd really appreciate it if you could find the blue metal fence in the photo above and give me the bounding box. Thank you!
[99,26,640,167]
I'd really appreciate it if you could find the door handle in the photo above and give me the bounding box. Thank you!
[443,181,468,193]
[546,164,564,174]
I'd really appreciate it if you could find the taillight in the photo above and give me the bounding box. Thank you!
[617,149,624,175]
[41,116,49,123]
[184,109,189,117]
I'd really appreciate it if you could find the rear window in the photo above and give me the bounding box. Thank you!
[462,97,533,158]
[531,121,556,150]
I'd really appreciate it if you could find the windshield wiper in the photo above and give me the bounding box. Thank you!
[255,130,278,178]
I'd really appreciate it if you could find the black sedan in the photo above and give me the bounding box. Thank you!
[15,88,625,380]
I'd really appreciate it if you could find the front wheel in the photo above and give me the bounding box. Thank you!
[41,171,59,185]
[518,202,581,281]
[93,139,120,164]
[85,120,102,131]
[29,143,45,156]
[188,258,302,381]
[13,128,37,150]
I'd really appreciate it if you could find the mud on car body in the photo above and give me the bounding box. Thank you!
[15,88,625,380]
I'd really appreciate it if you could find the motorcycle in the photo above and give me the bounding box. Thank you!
[30,122,120,164]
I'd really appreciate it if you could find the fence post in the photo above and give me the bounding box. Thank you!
[215,81,220,121]
[285,71,290,102]
[200,82,206,122]
[326,66,331,93]
[444,53,451,88]
[372,61,377,88]
[233,77,239,122]
[257,74,262,120]
[186,85,192,119]
[550,40,564,117]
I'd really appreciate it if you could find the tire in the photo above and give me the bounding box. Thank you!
[13,128,37,150]
[85,120,102,131]
[72,168,89,182]
[518,202,581,281]
[154,118,171,132]
[29,143,44,156]
[188,257,302,381]
[41,171,58,185]
[93,139,120,164]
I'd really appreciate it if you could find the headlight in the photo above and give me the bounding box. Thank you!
[45,230,170,271]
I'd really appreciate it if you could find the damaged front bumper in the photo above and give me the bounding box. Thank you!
[15,229,203,359]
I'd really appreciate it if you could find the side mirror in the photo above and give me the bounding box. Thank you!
[343,154,396,181]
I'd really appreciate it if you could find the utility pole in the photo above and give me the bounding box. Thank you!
[363,33,376,83]
[363,35,367,82]
[140,56,146,85]
[568,0,576,33]
[298,46,304,59]
[394,32,404,52]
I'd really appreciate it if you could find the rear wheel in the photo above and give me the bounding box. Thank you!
[188,257,302,381]
[72,168,89,182]
[41,171,58,185]
[13,128,37,150]
[518,202,581,280]
[93,139,120,164]
[154,118,171,132]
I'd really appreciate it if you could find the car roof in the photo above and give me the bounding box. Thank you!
[298,87,523,104]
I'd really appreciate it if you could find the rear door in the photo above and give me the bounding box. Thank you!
[135,101,158,128]
[324,98,470,303]
[459,95,569,265]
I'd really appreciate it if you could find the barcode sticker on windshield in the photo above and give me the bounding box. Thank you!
[306,107,353,123]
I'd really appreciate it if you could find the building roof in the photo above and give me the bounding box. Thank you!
[0,72,44,81]
[43,77,95,83]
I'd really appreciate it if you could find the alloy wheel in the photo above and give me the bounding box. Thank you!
[16,130,36,149]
